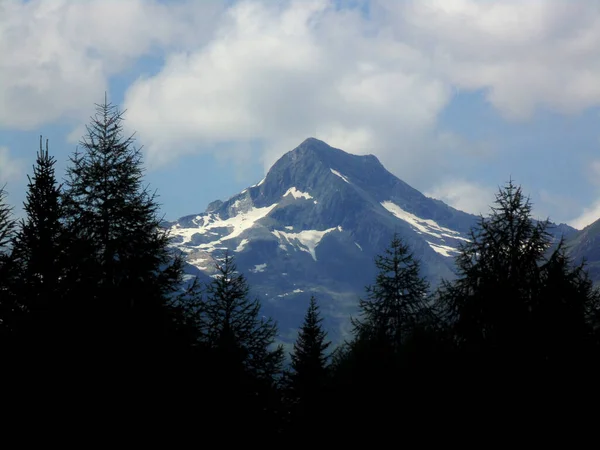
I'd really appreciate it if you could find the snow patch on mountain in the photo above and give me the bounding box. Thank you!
[330,168,350,184]
[284,187,313,200]
[272,226,340,261]
[170,202,278,252]
[381,201,469,242]
[235,238,249,252]
[427,241,460,257]
[231,199,244,210]
[187,253,210,268]
[250,263,267,273]
[278,289,304,298]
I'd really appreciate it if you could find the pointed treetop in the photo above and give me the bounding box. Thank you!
[290,294,331,378]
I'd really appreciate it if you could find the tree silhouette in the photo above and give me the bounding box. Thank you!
[286,295,331,437]
[194,251,284,433]
[61,97,192,356]
[290,295,331,388]
[436,180,552,362]
[329,233,432,441]
[434,180,600,414]
[197,251,283,379]
[12,137,65,346]
[533,238,600,370]
[352,233,430,350]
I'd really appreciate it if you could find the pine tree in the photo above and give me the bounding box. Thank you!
[285,295,331,438]
[436,180,552,360]
[61,97,191,355]
[329,234,432,441]
[533,238,600,369]
[198,251,284,379]
[196,251,284,432]
[12,137,65,343]
[434,180,600,417]
[290,295,331,390]
[351,232,430,351]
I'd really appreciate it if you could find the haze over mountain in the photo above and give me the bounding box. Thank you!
[167,138,579,343]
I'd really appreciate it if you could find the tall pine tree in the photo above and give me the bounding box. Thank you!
[285,295,331,439]
[197,251,284,380]
[290,295,331,392]
[351,233,430,351]
[12,136,65,345]
[194,251,284,433]
[329,234,432,441]
[61,97,190,356]
[533,238,600,370]
[436,180,552,361]
[434,180,600,416]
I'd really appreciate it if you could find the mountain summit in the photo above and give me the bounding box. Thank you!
[168,138,485,341]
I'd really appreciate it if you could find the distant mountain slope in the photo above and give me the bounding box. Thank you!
[565,219,600,284]
[167,137,578,343]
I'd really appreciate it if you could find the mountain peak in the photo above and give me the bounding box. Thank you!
[298,136,325,146]
[167,137,489,343]
[286,137,382,167]
[257,138,385,194]
[291,137,345,159]
[167,137,587,346]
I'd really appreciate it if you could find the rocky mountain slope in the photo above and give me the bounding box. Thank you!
[565,219,600,284]
[167,138,578,343]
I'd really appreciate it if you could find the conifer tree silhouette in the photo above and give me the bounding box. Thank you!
[352,233,430,351]
[194,251,284,433]
[330,233,431,440]
[290,295,331,391]
[61,97,192,358]
[12,137,65,346]
[286,295,331,438]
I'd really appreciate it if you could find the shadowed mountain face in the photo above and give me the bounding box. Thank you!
[565,219,600,285]
[167,137,577,343]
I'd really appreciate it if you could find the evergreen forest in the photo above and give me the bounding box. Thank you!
[2,99,599,439]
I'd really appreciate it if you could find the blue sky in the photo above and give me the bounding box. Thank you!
[1,0,600,229]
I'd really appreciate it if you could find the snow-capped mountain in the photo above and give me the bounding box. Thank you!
[166,138,575,343]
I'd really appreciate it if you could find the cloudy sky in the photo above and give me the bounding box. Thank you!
[1,0,600,229]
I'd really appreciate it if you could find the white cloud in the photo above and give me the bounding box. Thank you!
[533,189,583,225]
[569,159,600,228]
[562,159,600,229]
[123,0,451,174]
[426,181,583,226]
[425,179,495,216]
[377,0,600,120]
[121,0,600,184]
[0,146,23,182]
[3,0,600,199]
[0,0,224,129]
[569,200,600,230]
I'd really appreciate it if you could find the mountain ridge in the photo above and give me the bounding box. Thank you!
[168,137,580,343]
